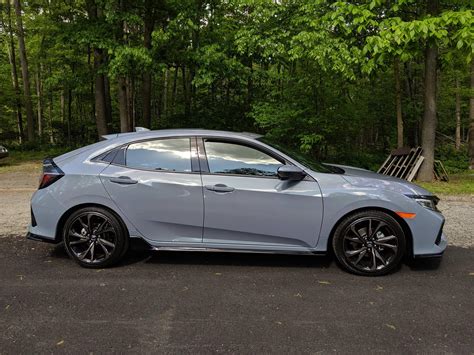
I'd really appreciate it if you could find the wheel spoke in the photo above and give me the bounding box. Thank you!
[97,228,114,235]
[370,248,377,270]
[377,235,397,242]
[345,247,367,257]
[350,224,366,243]
[89,243,95,261]
[373,248,387,265]
[353,249,367,265]
[374,242,398,251]
[87,213,93,232]
[370,221,387,238]
[69,231,88,240]
[98,242,111,257]
[368,219,372,239]
[78,217,88,231]
[77,242,94,260]
[70,239,89,246]
[98,238,115,249]
[344,235,364,243]
[96,219,108,233]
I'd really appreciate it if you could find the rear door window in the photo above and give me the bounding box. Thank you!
[126,138,192,172]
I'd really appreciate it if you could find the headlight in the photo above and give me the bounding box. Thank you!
[407,195,440,212]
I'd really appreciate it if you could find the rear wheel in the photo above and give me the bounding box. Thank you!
[63,207,128,268]
[332,210,406,276]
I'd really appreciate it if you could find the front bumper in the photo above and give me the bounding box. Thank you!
[413,232,447,258]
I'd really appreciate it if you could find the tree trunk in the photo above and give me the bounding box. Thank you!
[171,65,178,115]
[67,87,72,145]
[469,59,474,169]
[417,0,439,182]
[13,0,35,142]
[4,0,24,143]
[455,77,461,150]
[142,0,155,128]
[182,66,190,118]
[35,65,43,139]
[86,0,108,137]
[394,58,403,148]
[162,67,169,118]
[118,76,129,132]
[93,49,108,137]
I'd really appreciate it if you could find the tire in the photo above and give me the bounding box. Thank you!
[332,210,406,276]
[63,207,129,268]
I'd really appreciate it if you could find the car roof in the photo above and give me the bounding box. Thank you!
[101,129,263,141]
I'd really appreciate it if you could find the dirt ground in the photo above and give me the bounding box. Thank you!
[0,166,473,247]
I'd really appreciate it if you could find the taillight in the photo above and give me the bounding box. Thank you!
[39,158,64,189]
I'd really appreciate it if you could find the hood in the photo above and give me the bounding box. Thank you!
[325,163,432,196]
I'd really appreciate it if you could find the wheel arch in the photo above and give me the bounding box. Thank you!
[326,206,413,257]
[55,203,129,242]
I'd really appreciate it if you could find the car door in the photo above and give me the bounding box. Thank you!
[100,137,204,244]
[199,138,323,248]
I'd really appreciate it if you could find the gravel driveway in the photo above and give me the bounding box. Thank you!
[0,167,472,247]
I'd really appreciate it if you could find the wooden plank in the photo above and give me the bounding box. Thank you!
[377,154,392,173]
[393,149,413,178]
[400,147,421,180]
[407,156,424,182]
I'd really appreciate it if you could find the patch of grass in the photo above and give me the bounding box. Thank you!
[416,172,474,195]
[0,148,69,174]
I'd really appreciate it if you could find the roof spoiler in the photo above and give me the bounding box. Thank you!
[135,127,150,132]
[100,127,150,140]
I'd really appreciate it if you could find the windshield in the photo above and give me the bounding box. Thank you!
[257,137,337,173]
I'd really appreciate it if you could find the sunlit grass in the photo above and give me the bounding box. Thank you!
[416,172,474,195]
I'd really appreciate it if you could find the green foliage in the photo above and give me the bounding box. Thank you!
[0,0,472,175]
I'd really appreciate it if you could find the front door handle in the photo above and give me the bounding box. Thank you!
[205,184,235,193]
[110,176,138,185]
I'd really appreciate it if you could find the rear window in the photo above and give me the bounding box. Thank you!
[125,138,192,172]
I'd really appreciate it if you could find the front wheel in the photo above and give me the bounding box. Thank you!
[332,210,406,276]
[63,207,129,268]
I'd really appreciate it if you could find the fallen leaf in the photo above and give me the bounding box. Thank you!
[469,272,474,276]
[275,321,282,325]
[294,293,302,298]
[17,275,24,281]
[215,273,222,276]
[375,285,384,291]
[99,283,106,287]
[385,324,396,330]
[318,280,331,285]
[56,340,64,346]
[5,304,10,310]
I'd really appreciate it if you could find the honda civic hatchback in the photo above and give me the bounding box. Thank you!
[27,129,447,276]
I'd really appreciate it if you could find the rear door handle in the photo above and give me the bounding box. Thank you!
[205,184,235,193]
[110,176,138,185]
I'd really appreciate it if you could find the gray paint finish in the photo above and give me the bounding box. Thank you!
[28,128,447,259]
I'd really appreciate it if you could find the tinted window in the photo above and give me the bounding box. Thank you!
[126,138,192,172]
[204,141,282,177]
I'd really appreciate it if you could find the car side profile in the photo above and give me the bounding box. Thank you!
[27,129,447,276]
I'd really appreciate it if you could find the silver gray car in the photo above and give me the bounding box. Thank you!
[27,129,447,276]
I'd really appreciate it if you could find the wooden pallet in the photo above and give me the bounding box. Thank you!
[434,160,449,182]
[377,147,424,181]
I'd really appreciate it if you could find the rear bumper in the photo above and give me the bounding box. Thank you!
[0,152,8,159]
[26,231,60,244]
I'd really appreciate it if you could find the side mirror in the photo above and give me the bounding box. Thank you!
[277,165,306,181]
